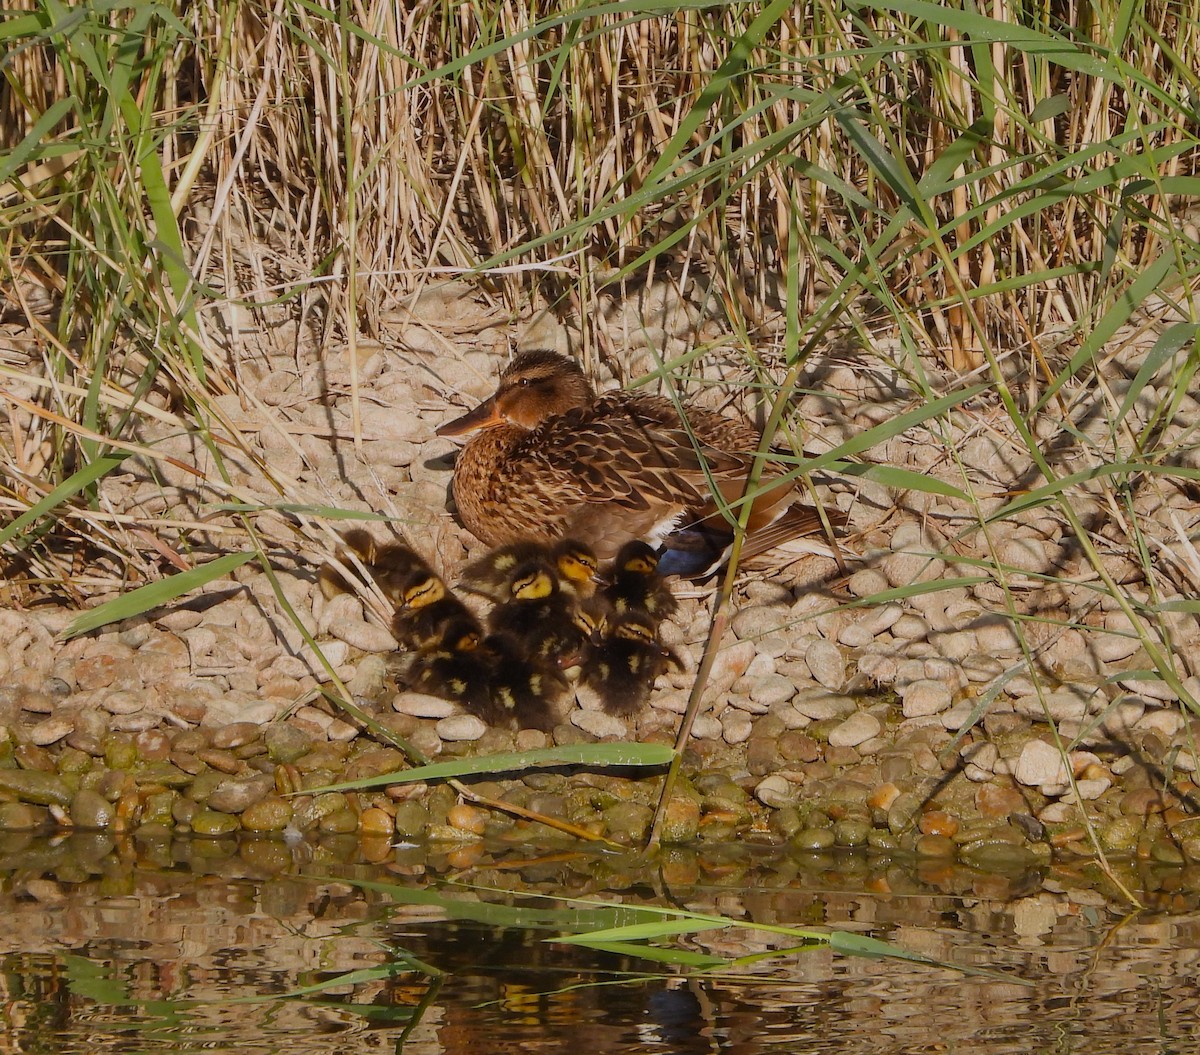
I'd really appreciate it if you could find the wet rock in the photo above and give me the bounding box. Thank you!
[793,826,835,850]
[1121,787,1177,816]
[241,796,294,832]
[1013,740,1069,792]
[0,802,46,830]
[265,724,314,764]
[70,789,116,829]
[191,809,241,836]
[0,769,71,806]
[658,795,701,843]
[208,775,271,814]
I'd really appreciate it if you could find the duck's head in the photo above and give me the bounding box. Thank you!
[552,539,600,592]
[399,571,447,610]
[612,539,660,577]
[610,611,659,644]
[437,351,595,436]
[508,562,558,602]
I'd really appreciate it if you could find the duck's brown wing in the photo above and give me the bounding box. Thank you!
[511,405,794,558]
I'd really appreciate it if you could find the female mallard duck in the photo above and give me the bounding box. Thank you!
[580,610,680,717]
[461,538,599,600]
[436,350,830,576]
[601,540,678,623]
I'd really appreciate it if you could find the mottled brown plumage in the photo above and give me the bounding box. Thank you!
[437,351,822,570]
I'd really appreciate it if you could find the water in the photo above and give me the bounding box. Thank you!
[1,830,1198,1053]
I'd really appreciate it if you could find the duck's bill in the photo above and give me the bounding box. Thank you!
[436,396,502,437]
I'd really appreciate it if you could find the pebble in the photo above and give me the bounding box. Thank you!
[436,715,488,742]
[28,715,75,747]
[748,674,797,707]
[721,711,754,744]
[1013,740,1070,792]
[791,689,856,721]
[1012,689,1091,722]
[900,679,952,718]
[0,769,71,806]
[571,710,627,738]
[710,641,757,685]
[804,640,845,690]
[753,775,797,808]
[827,712,881,748]
[394,692,459,719]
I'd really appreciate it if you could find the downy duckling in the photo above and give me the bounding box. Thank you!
[485,558,577,654]
[581,610,680,717]
[390,567,483,652]
[461,538,600,600]
[408,631,503,725]
[482,632,570,732]
[320,528,434,603]
[600,540,678,623]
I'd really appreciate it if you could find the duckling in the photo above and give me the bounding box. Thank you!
[390,567,484,652]
[408,635,503,725]
[319,528,432,603]
[581,611,680,717]
[600,540,678,623]
[482,632,570,731]
[485,558,577,652]
[514,592,609,676]
[461,538,600,600]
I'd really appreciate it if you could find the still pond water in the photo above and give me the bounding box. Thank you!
[1,830,1196,1054]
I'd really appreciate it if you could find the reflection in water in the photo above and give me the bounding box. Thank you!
[0,830,1195,1052]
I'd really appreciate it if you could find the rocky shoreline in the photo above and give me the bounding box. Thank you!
[3,282,1198,870]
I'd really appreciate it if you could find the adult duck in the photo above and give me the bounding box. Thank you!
[436,350,830,576]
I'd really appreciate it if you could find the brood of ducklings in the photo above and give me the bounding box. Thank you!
[481,632,570,732]
[390,566,483,652]
[600,540,678,623]
[462,538,599,600]
[581,611,680,718]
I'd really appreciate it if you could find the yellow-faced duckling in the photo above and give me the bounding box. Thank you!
[436,349,835,573]
[601,540,678,623]
[481,632,570,732]
[461,538,599,600]
[581,610,680,718]
[390,567,483,652]
[485,558,577,653]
